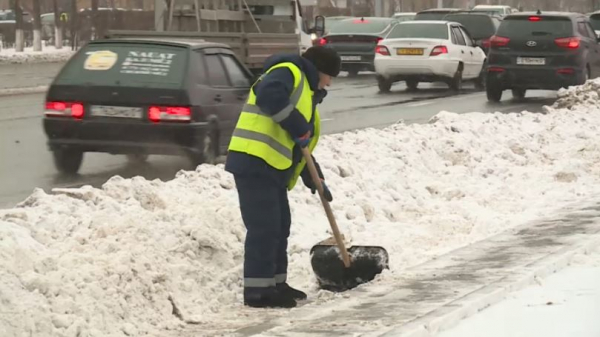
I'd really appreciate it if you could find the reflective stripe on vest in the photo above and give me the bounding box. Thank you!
[228,62,314,171]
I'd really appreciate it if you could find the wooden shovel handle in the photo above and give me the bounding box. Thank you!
[301,147,351,268]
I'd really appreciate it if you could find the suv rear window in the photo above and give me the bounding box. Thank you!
[387,23,449,39]
[55,43,188,89]
[445,15,496,39]
[496,16,573,37]
[329,18,392,34]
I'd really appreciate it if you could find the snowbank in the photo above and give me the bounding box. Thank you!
[3,81,600,336]
[0,46,74,64]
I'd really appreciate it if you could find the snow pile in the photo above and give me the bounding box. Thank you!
[0,46,75,64]
[553,78,600,110]
[3,84,600,336]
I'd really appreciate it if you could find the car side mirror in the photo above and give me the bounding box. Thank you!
[313,15,325,37]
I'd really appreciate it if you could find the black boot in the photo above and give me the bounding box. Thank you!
[276,283,307,301]
[244,287,297,308]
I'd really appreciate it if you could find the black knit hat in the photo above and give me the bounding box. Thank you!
[302,46,341,77]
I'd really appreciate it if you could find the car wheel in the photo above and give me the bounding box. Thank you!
[511,88,526,100]
[474,70,486,91]
[406,79,419,91]
[53,149,83,175]
[377,76,392,93]
[449,66,463,91]
[347,68,359,77]
[190,128,219,166]
[486,85,503,102]
[126,154,149,164]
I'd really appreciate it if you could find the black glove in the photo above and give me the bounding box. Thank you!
[300,158,333,202]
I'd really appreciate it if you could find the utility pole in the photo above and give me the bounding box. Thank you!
[375,0,383,16]
[32,0,42,51]
[437,0,443,8]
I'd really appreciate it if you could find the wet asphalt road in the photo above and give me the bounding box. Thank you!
[0,73,557,208]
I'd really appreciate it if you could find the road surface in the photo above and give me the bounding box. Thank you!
[0,74,557,208]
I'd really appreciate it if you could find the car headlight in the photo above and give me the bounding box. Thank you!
[311,33,317,40]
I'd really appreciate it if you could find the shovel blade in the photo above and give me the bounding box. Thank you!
[310,245,389,292]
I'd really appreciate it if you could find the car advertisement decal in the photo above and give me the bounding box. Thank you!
[120,51,177,76]
[83,50,118,71]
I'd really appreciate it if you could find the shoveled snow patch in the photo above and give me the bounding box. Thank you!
[0,46,75,64]
[3,84,600,335]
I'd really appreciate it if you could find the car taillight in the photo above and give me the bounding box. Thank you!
[488,67,506,72]
[375,45,390,56]
[529,16,541,22]
[490,36,510,47]
[557,68,575,74]
[45,101,85,119]
[481,38,491,49]
[148,106,191,123]
[430,46,448,56]
[555,37,580,49]
[318,38,327,46]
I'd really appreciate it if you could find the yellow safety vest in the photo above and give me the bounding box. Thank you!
[228,62,321,190]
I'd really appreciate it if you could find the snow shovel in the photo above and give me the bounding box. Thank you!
[301,147,389,292]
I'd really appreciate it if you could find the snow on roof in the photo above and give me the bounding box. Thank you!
[2,77,600,335]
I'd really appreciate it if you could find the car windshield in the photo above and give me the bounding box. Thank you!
[496,16,573,37]
[445,15,496,39]
[55,43,188,89]
[386,23,449,39]
[329,18,392,34]
[414,12,452,20]
[590,14,600,31]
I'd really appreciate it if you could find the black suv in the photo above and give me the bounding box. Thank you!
[486,11,600,102]
[44,38,253,174]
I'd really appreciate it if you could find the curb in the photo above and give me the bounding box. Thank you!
[0,85,48,97]
[381,236,600,337]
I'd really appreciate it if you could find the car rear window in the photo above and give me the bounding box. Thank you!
[386,23,449,39]
[329,18,392,34]
[590,14,600,31]
[414,12,452,20]
[496,16,573,38]
[55,42,188,89]
[445,15,496,39]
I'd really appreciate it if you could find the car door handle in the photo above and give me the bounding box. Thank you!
[461,50,465,54]
[214,95,222,102]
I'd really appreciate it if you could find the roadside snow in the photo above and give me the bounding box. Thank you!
[0,46,75,64]
[3,80,600,336]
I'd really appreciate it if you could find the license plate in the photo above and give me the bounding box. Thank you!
[90,105,143,119]
[341,55,361,61]
[397,48,424,55]
[517,57,545,65]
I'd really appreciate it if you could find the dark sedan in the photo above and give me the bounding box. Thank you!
[317,17,398,76]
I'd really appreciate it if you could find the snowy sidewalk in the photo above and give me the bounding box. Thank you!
[438,248,600,337]
[177,201,600,336]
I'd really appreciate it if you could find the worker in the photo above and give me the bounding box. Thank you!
[225,46,341,308]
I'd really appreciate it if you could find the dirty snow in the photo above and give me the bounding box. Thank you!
[3,80,600,336]
[0,46,75,64]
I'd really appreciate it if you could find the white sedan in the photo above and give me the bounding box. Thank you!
[374,21,486,92]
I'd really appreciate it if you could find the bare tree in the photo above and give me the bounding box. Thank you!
[13,0,24,51]
[70,0,77,50]
[92,0,99,40]
[32,0,42,51]
[53,0,63,49]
